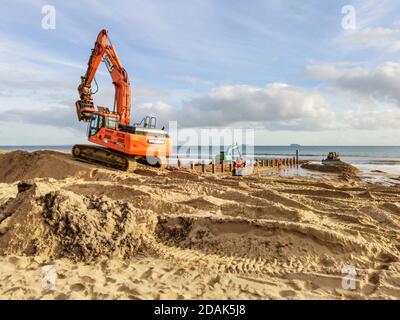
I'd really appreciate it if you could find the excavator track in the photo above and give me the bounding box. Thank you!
[72,144,137,172]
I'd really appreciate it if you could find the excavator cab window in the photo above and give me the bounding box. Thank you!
[88,113,104,136]
[105,116,118,130]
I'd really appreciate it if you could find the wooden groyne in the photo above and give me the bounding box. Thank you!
[173,150,300,175]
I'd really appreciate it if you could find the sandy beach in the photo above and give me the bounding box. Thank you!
[1,150,400,299]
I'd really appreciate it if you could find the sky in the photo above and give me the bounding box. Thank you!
[0,0,400,145]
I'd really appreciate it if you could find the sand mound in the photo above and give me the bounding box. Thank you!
[156,214,372,272]
[0,151,93,183]
[1,151,400,299]
[0,183,157,262]
[301,161,360,180]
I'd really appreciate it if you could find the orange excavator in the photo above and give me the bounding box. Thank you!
[73,29,172,170]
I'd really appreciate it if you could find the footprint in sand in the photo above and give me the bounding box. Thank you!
[54,293,68,300]
[70,283,85,292]
[106,276,117,283]
[80,275,96,284]
[279,290,297,298]
[140,268,154,279]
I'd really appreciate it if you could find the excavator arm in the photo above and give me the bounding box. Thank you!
[75,29,131,126]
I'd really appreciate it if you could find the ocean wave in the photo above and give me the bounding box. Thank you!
[253,153,395,158]
[364,160,400,165]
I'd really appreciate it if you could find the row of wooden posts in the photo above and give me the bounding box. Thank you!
[176,150,300,174]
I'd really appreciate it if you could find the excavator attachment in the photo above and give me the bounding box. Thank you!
[75,75,96,122]
[75,100,95,122]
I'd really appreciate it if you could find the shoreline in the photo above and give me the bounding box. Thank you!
[2,148,399,185]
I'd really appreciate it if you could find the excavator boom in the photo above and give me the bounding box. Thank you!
[75,29,131,126]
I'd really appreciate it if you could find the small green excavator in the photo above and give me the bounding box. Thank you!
[215,143,253,176]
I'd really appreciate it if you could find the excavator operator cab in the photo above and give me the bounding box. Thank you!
[88,113,120,137]
[87,113,104,137]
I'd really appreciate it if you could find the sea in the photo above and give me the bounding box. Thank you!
[1,145,400,184]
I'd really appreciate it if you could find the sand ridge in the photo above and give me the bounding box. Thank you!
[0,150,400,299]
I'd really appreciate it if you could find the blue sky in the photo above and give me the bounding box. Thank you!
[1,0,400,145]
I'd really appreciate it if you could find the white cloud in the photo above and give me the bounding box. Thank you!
[135,83,335,130]
[173,75,214,86]
[334,27,400,53]
[352,0,397,28]
[0,120,85,146]
[305,62,400,105]
[340,108,400,130]
[133,86,170,100]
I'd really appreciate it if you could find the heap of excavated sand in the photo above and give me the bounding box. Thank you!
[301,161,360,180]
[0,183,157,262]
[0,151,93,183]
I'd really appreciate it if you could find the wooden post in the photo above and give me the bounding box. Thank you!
[201,161,205,173]
[221,160,224,173]
[211,161,215,174]
[293,157,296,167]
[296,150,299,165]
[229,161,232,172]
[190,161,195,170]
[177,159,182,168]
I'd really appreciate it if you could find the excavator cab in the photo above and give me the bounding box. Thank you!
[87,112,121,136]
[87,113,104,137]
